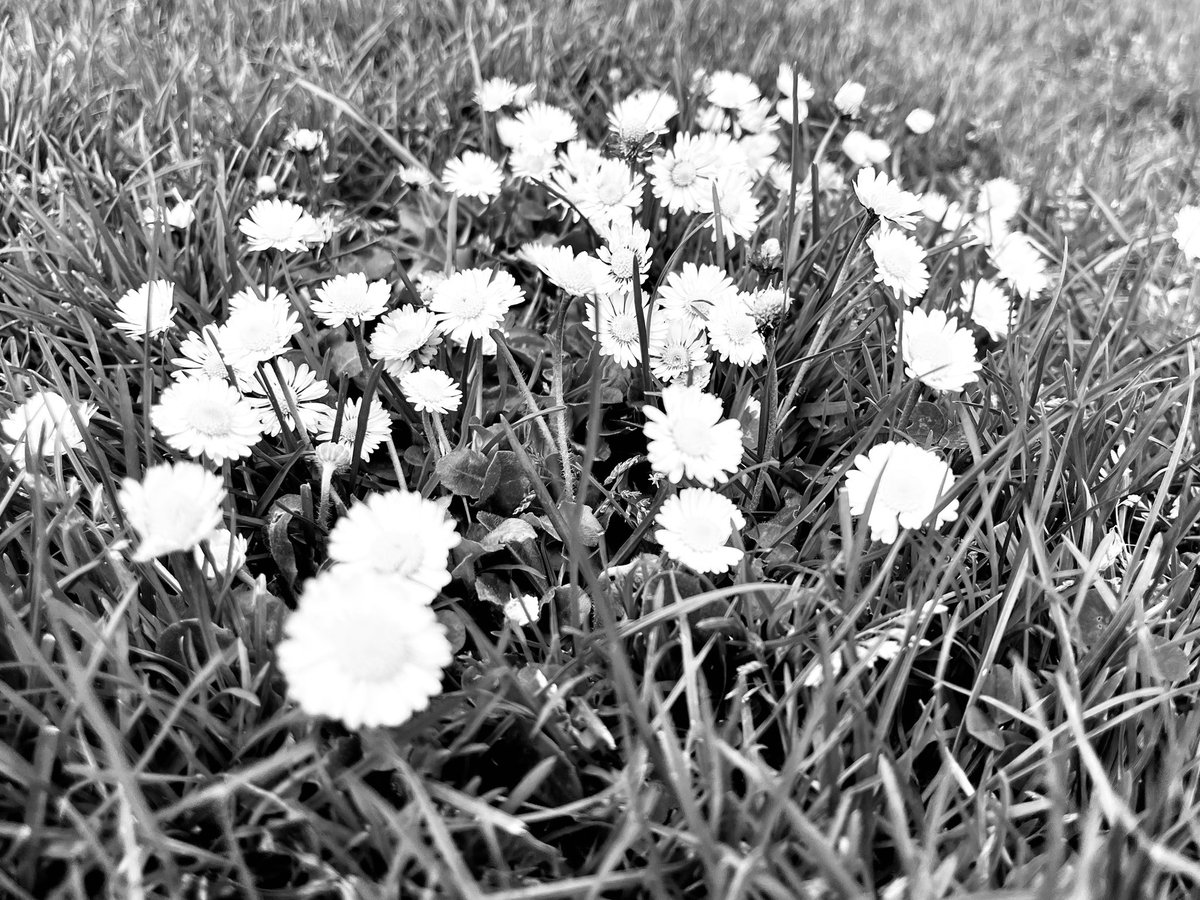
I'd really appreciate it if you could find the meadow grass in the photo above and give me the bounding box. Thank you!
[2,1,1200,898]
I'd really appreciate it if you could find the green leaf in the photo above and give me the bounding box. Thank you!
[965,706,1006,752]
[436,447,490,498]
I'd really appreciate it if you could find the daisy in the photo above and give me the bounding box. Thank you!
[142,200,195,230]
[118,461,226,562]
[369,306,442,377]
[899,308,981,393]
[643,383,743,485]
[399,165,435,188]
[512,83,537,108]
[519,244,614,297]
[649,319,710,384]
[735,99,779,137]
[475,77,518,112]
[776,63,815,123]
[586,292,645,369]
[706,70,760,112]
[114,280,176,339]
[255,175,277,195]
[221,286,302,367]
[865,138,891,165]
[834,81,866,117]
[172,326,236,382]
[989,232,1050,298]
[570,157,645,229]
[905,108,936,134]
[921,192,970,232]
[442,152,504,203]
[978,177,1023,224]
[853,168,923,230]
[311,273,390,327]
[655,487,745,574]
[867,227,930,300]
[151,378,264,464]
[430,268,526,345]
[707,301,765,365]
[2,390,95,460]
[194,528,249,579]
[315,396,392,458]
[742,287,789,327]
[238,199,324,253]
[842,441,958,544]
[608,88,679,142]
[245,358,330,435]
[737,131,781,176]
[596,218,653,287]
[1173,205,1200,262]
[399,367,463,414]
[285,128,326,154]
[508,145,558,181]
[700,172,760,247]
[326,489,461,595]
[648,133,721,215]
[959,278,1013,340]
[277,568,452,729]
[511,102,578,152]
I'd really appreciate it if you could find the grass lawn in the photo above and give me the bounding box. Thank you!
[3,1,1200,897]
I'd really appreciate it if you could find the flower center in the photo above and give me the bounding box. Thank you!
[460,296,487,319]
[609,249,637,280]
[670,161,697,187]
[662,346,688,370]
[609,315,638,343]
[681,517,727,549]
[191,400,233,437]
[596,175,627,206]
[334,619,410,682]
[726,316,755,343]
[671,416,711,455]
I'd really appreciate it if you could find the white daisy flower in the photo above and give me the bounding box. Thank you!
[114,280,176,339]
[315,396,392,458]
[700,173,760,247]
[311,273,390,327]
[978,177,1023,224]
[834,81,866,117]
[899,308,981,393]
[586,292,645,369]
[172,326,238,382]
[649,319,710,383]
[841,130,874,167]
[921,192,971,232]
[737,131,781,176]
[656,262,739,330]
[508,145,558,181]
[194,527,249,579]
[369,306,442,377]
[510,102,578,152]
[277,568,452,729]
[959,278,1013,340]
[518,244,614,297]
[706,70,760,112]
[245,358,330,435]
[707,300,766,366]
[776,63,815,100]
[989,232,1050,299]
[512,83,537,108]
[430,268,526,345]
[142,200,195,230]
[221,286,302,367]
[735,99,779,137]
[842,441,958,544]
[867,227,930,300]
[475,77,518,112]
[238,199,324,253]
[608,88,679,141]
[643,383,743,485]
[399,366,462,414]
[647,133,723,215]
[285,128,326,154]
[503,595,540,626]
[1174,205,1200,262]
[2,390,95,461]
[118,461,226,562]
[327,489,461,595]
[865,138,891,165]
[399,165,435,188]
[742,287,789,327]
[255,175,277,195]
[905,108,936,134]
[151,378,264,464]
[853,168,923,230]
[442,151,504,203]
[596,218,653,287]
[569,157,645,229]
[655,487,745,574]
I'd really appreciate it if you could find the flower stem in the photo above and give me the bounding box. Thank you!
[552,301,575,502]
[444,194,458,275]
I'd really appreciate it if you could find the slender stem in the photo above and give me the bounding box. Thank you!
[444,194,458,275]
[749,331,779,508]
[317,464,335,528]
[551,301,575,502]
[812,116,840,170]
[491,328,557,452]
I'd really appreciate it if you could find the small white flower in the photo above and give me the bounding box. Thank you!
[512,83,537,108]
[194,528,249,578]
[834,81,866,117]
[921,192,970,232]
[475,77,518,112]
[245,358,330,436]
[706,70,760,112]
[655,487,745,574]
[643,383,743,486]
[119,461,225,562]
[503,594,540,626]
[865,138,891,165]
[905,108,936,134]
[608,88,679,141]
[369,306,442,376]
[568,157,645,230]
[400,366,462,414]
[430,268,526,345]
[656,262,740,330]
[596,218,653,286]
[959,278,1013,340]
[1173,205,1200,262]
[142,200,195,230]
[854,168,923,230]
[519,244,614,298]
[315,396,392,459]
[649,319,709,383]
[220,286,302,367]
[255,175,277,195]
[842,441,958,544]
[238,199,324,253]
[510,102,578,152]
[777,63,815,100]
[508,145,558,181]
[114,280,176,339]
[442,151,504,203]
[399,165,434,189]
[277,568,453,729]
[311,273,390,327]
[842,130,874,167]
[327,489,462,597]
[742,287,789,326]
[285,128,326,154]
[587,292,645,369]
[867,227,930,300]
[151,378,264,464]
[2,390,95,461]
[978,177,1023,224]
[700,172,760,247]
[171,327,235,382]
[899,308,981,393]
[989,232,1049,299]
[707,301,766,366]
